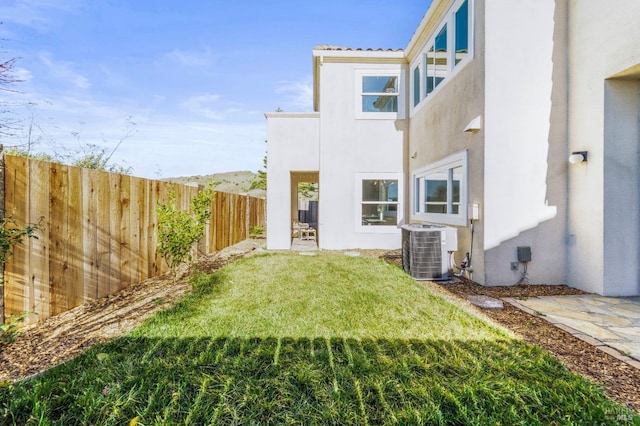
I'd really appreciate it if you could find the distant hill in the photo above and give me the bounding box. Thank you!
[164,171,266,198]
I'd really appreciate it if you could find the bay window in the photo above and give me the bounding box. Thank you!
[413,151,468,226]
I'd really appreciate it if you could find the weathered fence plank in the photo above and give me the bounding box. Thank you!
[29,160,50,318]
[82,169,98,301]
[49,163,69,316]
[4,155,28,317]
[120,174,132,290]
[67,165,84,309]
[96,170,111,300]
[108,173,122,294]
[2,155,266,324]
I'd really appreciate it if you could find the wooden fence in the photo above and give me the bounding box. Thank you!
[1,154,266,324]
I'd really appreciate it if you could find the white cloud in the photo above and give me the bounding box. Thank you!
[13,67,33,83]
[39,53,91,89]
[182,94,223,120]
[158,48,213,68]
[181,94,247,121]
[0,0,83,31]
[274,75,313,111]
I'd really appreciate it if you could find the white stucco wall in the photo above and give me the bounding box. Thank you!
[483,0,567,286]
[317,59,406,250]
[568,0,640,296]
[265,113,320,250]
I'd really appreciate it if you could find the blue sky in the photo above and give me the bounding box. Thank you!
[1,1,431,179]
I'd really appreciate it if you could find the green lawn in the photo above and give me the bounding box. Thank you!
[1,253,637,425]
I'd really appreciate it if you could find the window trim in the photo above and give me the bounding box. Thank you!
[412,151,468,226]
[410,0,474,114]
[355,172,403,233]
[355,70,404,120]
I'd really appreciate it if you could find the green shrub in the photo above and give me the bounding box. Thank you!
[0,312,33,344]
[156,187,215,275]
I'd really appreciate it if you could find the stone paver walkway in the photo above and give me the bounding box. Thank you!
[504,295,640,367]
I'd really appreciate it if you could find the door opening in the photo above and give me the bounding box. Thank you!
[290,171,319,250]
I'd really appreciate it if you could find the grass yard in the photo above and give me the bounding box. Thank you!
[1,253,637,425]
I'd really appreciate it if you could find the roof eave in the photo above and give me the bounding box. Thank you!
[405,0,450,60]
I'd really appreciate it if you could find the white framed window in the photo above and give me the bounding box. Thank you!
[355,173,403,233]
[355,70,403,119]
[412,151,468,226]
[410,0,473,111]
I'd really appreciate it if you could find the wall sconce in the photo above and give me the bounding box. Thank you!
[463,115,482,133]
[568,151,588,164]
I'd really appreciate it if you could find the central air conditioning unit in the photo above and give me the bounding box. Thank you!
[401,224,458,280]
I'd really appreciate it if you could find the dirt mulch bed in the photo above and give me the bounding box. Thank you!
[382,251,640,413]
[0,240,263,383]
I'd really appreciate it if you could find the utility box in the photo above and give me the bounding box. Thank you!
[401,224,458,280]
[517,246,532,262]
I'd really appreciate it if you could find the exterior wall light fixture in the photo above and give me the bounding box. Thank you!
[463,115,482,133]
[568,151,588,164]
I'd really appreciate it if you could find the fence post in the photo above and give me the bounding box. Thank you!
[0,145,5,325]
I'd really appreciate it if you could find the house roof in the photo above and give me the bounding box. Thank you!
[313,44,404,52]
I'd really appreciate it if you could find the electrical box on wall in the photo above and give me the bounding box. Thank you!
[517,246,531,262]
[468,204,479,221]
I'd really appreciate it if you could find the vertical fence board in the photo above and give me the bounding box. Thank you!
[49,164,69,316]
[139,178,150,280]
[128,177,141,283]
[120,174,132,288]
[67,166,84,309]
[108,174,122,294]
[4,155,28,317]
[2,154,266,323]
[147,180,159,277]
[96,171,111,299]
[29,160,50,319]
[211,193,219,251]
[82,169,99,301]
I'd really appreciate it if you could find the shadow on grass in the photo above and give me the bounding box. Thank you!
[1,335,636,425]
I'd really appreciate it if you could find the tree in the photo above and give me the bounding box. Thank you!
[0,50,23,138]
[6,116,136,175]
[58,118,136,174]
[1,28,135,174]
[250,148,267,191]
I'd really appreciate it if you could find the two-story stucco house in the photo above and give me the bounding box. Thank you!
[265,0,640,297]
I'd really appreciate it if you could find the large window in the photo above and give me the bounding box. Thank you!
[425,24,448,96]
[412,65,421,107]
[411,0,472,110]
[355,70,403,119]
[413,151,468,226]
[455,0,469,65]
[356,173,403,232]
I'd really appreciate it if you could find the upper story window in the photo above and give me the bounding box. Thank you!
[411,0,473,111]
[426,25,448,96]
[455,0,469,65]
[362,76,398,113]
[412,150,468,226]
[355,70,404,119]
[412,65,421,107]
